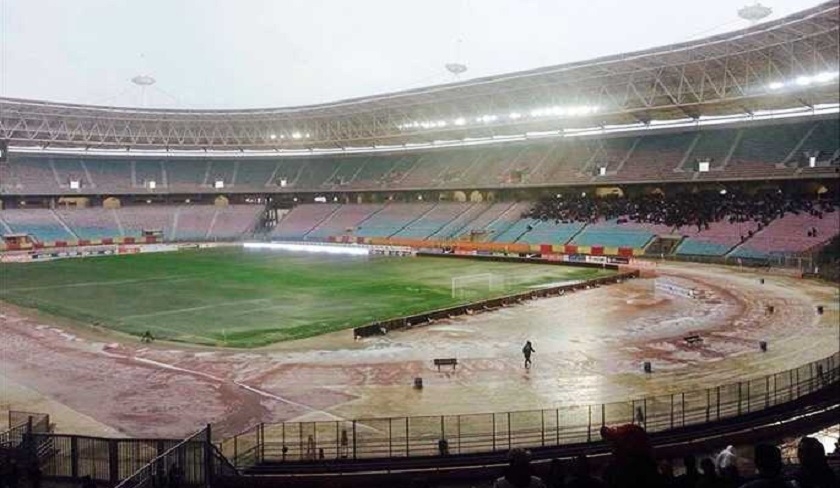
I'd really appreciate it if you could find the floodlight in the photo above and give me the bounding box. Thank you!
[768,81,784,90]
[147,180,156,189]
[280,178,287,187]
[814,72,838,83]
[795,76,812,86]
[509,112,522,120]
[214,180,224,189]
[70,180,80,189]
[269,133,277,140]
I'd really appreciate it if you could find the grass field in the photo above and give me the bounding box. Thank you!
[0,247,614,347]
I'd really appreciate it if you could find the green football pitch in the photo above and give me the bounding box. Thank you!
[0,247,614,347]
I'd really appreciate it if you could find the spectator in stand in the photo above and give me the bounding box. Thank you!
[739,444,794,488]
[792,437,838,488]
[523,190,836,237]
[492,448,546,488]
[599,424,665,488]
[658,459,675,485]
[674,454,700,488]
[566,455,604,488]
[546,458,566,488]
[697,458,724,488]
[716,446,741,486]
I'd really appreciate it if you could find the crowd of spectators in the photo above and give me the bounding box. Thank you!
[490,426,838,488]
[524,191,837,233]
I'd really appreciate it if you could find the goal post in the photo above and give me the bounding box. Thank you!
[451,273,507,299]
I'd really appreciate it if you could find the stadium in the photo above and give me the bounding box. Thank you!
[0,1,838,487]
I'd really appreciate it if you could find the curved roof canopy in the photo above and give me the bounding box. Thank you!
[1,1,837,153]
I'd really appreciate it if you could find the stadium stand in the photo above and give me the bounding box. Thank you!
[119,206,178,239]
[206,205,264,240]
[270,203,340,239]
[52,158,90,190]
[681,128,741,171]
[166,160,208,189]
[305,203,384,239]
[206,160,237,188]
[233,160,277,188]
[675,220,761,257]
[428,202,492,239]
[0,208,76,242]
[84,159,132,191]
[173,205,217,240]
[392,202,475,239]
[134,159,164,189]
[1,120,838,196]
[616,132,697,182]
[354,202,435,237]
[54,208,122,240]
[731,207,839,258]
[570,222,654,248]
[517,219,586,245]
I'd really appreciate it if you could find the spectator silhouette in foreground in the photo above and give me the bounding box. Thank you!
[713,445,742,487]
[565,454,604,488]
[697,457,725,488]
[546,458,565,488]
[599,424,665,488]
[739,444,794,488]
[793,437,837,488]
[674,454,700,488]
[492,448,546,488]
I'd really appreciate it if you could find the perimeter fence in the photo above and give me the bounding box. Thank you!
[220,352,839,468]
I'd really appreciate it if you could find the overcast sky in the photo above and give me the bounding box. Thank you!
[0,0,823,109]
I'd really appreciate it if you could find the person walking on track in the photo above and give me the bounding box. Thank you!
[522,340,535,369]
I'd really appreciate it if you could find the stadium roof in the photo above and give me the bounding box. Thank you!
[1,0,838,154]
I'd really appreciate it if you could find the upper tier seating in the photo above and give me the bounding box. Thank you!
[134,160,164,188]
[234,160,277,188]
[684,129,740,168]
[612,132,696,182]
[2,119,837,198]
[167,160,208,189]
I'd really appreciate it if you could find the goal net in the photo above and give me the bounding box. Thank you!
[451,273,507,299]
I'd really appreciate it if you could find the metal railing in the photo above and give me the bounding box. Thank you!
[220,352,839,468]
[113,426,213,488]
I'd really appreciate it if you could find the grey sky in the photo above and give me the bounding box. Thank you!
[0,0,823,109]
